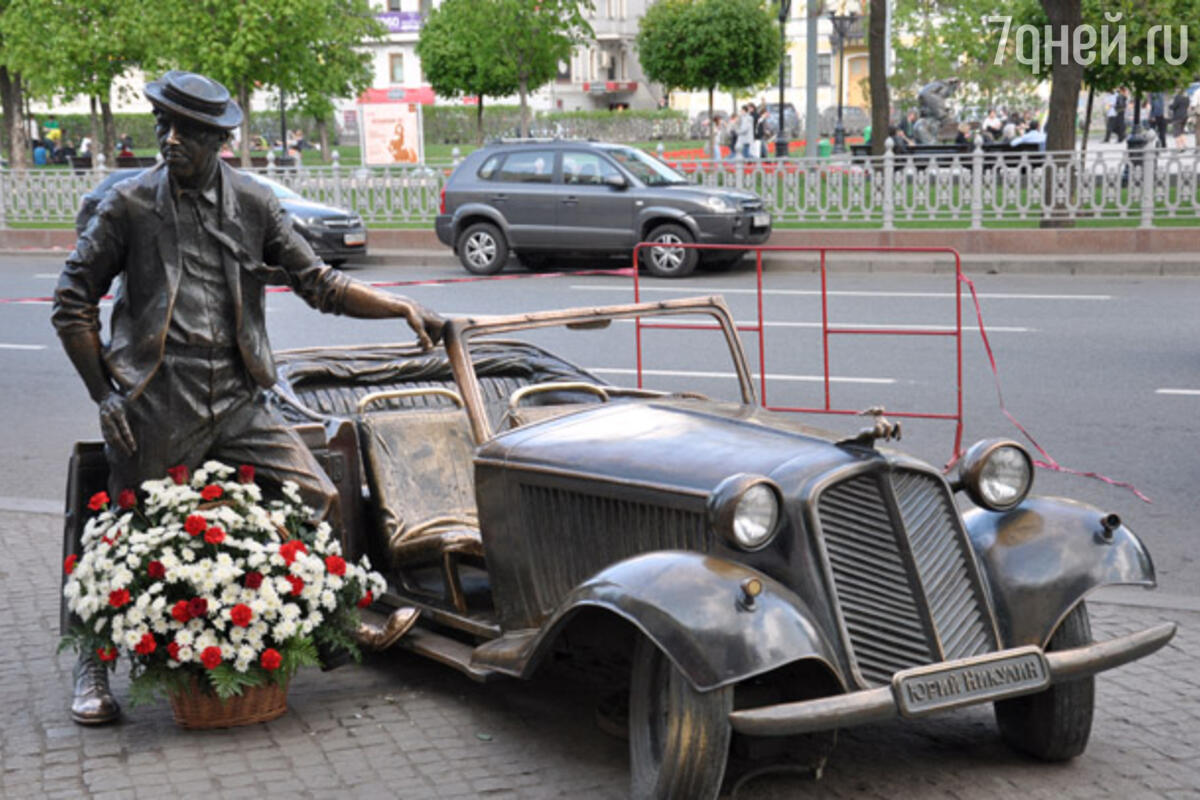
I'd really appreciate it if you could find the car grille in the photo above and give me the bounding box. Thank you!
[816,469,997,687]
[518,483,712,616]
[322,216,361,229]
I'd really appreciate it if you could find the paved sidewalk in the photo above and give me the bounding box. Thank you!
[3,508,1196,799]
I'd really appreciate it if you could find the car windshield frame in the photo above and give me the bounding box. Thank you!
[443,295,756,444]
[602,146,689,186]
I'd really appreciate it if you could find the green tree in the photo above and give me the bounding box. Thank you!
[155,0,385,165]
[0,0,31,168]
[2,0,150,162]
[417,0,519,144]
[638,0,780,155]
[491,0,594,138]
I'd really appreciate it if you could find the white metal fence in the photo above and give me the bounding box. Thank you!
[2,142,1198,229]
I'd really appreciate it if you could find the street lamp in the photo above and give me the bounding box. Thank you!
[828,8,858,154]
[776,0,793,159]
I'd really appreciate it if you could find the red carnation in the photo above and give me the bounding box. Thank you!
[184,514,207,536]
[171,600,191,623]
[188,597,208,618]
[64,554,78,575]
[243,571,263,590]
[204,526,226,545]
[286,575,305,596]
[230,603,253,627]
[167,464,189,485]
[324,555,347,576]
[87,491,109,511]
[237,464,255,484]
[134,632,157,656]
[167,642,181,661]
[200,646,223,669]
[357,590,373,609]
[117,489,137,509]
[279,540,307,565]
[200,484,223,501]
[108,588,131,608]
[96,646,118,663]
[146,560,166,580]
[260,648,282,671]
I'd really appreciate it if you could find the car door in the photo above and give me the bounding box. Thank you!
[555,150,636,252]
[491,149,561,250]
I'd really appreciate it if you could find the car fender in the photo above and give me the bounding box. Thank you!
[450,203,511,247]
[636,207,700,243]
[963,496,1156,648]
[491,551,842,693]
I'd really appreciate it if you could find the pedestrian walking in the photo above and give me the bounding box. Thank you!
[1113,89,1128,142]
[1170,90,1190,148]
[1102,91,1118,143]
[733,105,754,159]
[1150,92,1168,147]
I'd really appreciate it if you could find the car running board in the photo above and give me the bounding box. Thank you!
[395,627,502,683]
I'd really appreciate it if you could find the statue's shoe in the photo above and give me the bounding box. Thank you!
[70,654,120,725]
[355,607,421,651]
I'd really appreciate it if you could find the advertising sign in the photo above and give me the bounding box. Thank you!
[358,98,424,166]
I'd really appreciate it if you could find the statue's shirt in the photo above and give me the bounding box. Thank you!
[166,181,236,348]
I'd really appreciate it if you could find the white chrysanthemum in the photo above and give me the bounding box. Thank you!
[176,645,194,663]
[319,590,336,611]
[151,618,170,635]
[272,619,298,640]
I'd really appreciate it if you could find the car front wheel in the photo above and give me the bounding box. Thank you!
[641,223,698,278]
[457,222,508,275]
[994,602,1095,761]
[629,636,732,800]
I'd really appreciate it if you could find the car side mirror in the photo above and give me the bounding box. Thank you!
[604,174,627,189]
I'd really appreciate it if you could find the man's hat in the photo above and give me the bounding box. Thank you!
[144,71,242,130]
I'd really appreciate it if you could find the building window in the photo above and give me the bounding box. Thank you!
[387,0,401,10]
[817,53,831,86]
[390,54,405,85]
[557,60,571,83]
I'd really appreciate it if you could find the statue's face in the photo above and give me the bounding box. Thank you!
[154,109,224,182]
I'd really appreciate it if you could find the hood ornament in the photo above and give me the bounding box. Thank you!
[838,406,902,449]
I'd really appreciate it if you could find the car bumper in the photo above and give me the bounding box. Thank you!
[728,622,1176,737]
[435,215,454,248]
[692,212,772,246]
[301,227,368,262]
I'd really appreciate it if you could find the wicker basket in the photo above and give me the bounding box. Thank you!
[169,680,289,729]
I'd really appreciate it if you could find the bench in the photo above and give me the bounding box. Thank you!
[221,155,297,169]
[67,155,158,171]
[850,142,1046,171]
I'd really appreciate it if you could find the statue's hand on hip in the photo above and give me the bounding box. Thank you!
[99,392,137,457]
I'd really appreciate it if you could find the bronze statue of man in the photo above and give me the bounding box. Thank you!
[52,70,443,724]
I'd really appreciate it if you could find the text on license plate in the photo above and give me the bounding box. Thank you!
[893,647,1049,717]
[343,232,366,246]
[752,213,770,228]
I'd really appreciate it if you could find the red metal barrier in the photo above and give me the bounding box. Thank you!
[629,242,966,464]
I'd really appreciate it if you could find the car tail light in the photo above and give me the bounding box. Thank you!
[439,187,446,215]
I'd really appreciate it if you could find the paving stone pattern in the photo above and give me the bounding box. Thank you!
[3,510,1197,799]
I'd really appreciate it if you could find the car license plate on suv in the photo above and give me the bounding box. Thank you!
[893,647,1049,716]
[344,232,366,246]
[752,213,769,228]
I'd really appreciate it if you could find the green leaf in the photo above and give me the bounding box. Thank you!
[208,664,267,701]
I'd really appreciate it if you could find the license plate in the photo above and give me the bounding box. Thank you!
[343,232,366,246]
[893,647,1049,717]
[752,213,769,227]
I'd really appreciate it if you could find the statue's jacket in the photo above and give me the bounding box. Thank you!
[53,162,353,401]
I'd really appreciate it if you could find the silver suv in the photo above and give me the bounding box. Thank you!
[435,140,771,278]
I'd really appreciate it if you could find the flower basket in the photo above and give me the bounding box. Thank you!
[169,679,288,729]
[61,461,386,726]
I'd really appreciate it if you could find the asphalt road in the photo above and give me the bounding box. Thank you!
[2,253,1196,598]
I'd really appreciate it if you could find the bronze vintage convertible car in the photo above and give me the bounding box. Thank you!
[64,296,1176,799]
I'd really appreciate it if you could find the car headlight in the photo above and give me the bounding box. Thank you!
[703,195,735,213]
[957,439,1034,511]
[709,474,782,550]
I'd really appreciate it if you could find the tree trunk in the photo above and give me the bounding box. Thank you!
[1080,85,1094,155]
[238,84,253,167]
[708,87,716,158]
[89,96,100,164]
[476,96,485,146]
[0,67,30,169]
[1039,0,1083,229]
[519,78,530,137]
[100,98,116,165]
[868,0,889,156]
[315,118,330,163]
